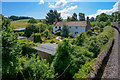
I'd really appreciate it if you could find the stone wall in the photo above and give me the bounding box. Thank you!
[87,38,114,78]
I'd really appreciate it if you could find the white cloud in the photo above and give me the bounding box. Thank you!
[87,1,120,19]
[39,0,44,4]
[58,5,78,19]
[48,0,68,8]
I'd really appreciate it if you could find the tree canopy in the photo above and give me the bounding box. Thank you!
[79,13,85,21]
[24,24,39,37]
[9,15,32,21]
[71,13,78,21]
[61,25,70,37]
[28,18,38,23]
[46,10,62,25]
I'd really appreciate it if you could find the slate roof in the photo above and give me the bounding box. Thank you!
[17,36,27,39]
[54,21,87,27]
[33,43,58,55]
[14,28,25,31]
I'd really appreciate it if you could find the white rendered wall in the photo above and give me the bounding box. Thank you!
[53,26,86,37]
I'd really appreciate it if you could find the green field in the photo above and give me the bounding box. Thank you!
[12,19,30,22]
[11,19,43,29]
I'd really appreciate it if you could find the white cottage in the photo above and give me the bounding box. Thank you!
[53,17,91,37]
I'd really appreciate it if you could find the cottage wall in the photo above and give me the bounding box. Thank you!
[53,26,63,33]
[69,26,86,37]
[53,26,85,37]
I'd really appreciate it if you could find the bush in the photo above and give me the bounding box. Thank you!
[75,31,87,46]
[33,33,42,43]
[38,23,48,32]
[19,54,55,80]
[71,46,94,68]
[43,29,49,37]
[61,25,69,37]
[50,40,55,43]
[24,24,39,37]
[28,18,37,23]
[86,30,92,36]
[55,31,61,36]
[52,39,73,79]
[73,59,95,79]
[18,39,37,57]
[68,33,73,38]
[18,32,24,36]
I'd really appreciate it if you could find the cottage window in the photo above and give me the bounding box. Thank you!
[59,26,61,29]
[70,27,71,28]
[76,27,78,29]
[55,26,57,28]
[75,32,78,34]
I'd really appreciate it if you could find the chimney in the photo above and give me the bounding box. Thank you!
[55,18,58,25]
[55,18,58,23]
[87,16,89,21]
[86,16,91,31]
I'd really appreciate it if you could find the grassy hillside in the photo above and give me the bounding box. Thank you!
[11,19,43,29]
[12,19,30,22]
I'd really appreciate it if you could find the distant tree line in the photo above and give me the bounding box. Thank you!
[90,12,120,22]
[67,13,85,21]
[9,15,33,21]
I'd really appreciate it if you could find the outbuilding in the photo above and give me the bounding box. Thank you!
[33,43,57,61]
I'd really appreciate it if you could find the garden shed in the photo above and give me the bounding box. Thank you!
[33,43,57,61]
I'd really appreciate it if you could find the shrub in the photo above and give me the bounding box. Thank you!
[38,23,48,32]
[43,29,49,37]
[68,33,73,38]
[18,39,37,57]
[19,54,55,80]
[52,39,73,79]
[28,18,37,23]
[86,30,92,36]
[18,32,24,36]
[55,31,61,36]
[50,40,55,43]
[73,59,95,79]
[71,46,94,68]
[24,24,39,37]
[61,25,69,37]
[33,33,42,43]
[75,31,87,46]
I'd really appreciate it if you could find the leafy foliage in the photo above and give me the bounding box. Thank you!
[71,13,78,21]
[61,25,70,37]
[2,17,22,78]
[53,39,72,79]
[33,33,42,43]
[24,24,39,37]
[43,29,49,37]
[73,59,95,79]
[19,54,55,79]
[55,31,61,36]
[9,15,32,21]
[79,13,85,21]
[28,18,38,23]
[46,10,62,24]
[18,39,37,57]
[38,23,48,33]
[75,31,87,46]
